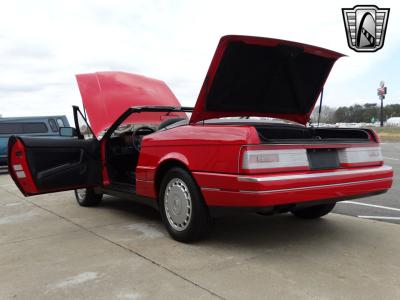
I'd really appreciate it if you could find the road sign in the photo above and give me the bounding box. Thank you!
[377,81,387,127]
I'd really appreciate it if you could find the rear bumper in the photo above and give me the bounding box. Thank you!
[193,165,393,207]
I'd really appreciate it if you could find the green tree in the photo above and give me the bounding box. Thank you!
[332,103,400,123]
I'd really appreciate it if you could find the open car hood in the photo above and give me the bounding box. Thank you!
[190,35,344,125]
[76,71,185,137]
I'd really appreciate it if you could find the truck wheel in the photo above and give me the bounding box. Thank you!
[74,188,103,207]
[159,167,212,242]
[291,203,336,219]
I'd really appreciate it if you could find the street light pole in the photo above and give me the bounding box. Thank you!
[380,96,384,127]
[377,81,387,127]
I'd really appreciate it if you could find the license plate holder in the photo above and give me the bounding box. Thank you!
[307,148,339,170]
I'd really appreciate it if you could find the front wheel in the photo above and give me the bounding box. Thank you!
[291,203,336,219]
[159,167,212,243]
[74,188,103,207]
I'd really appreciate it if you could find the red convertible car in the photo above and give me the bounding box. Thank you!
[8,35,393,242]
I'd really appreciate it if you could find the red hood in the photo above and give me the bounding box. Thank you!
[190,35,344,125]
[76,71,185,137]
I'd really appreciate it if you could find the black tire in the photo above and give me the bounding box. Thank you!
[159,167,212,242]
[291,203,336,219]
[74,188,103,207]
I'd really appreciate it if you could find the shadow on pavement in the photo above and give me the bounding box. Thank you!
[96,195,358,250]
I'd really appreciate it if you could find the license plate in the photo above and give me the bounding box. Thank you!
[307,148,339,170]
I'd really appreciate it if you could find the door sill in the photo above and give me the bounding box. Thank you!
[108,181,136,193]
[98,183,158,209]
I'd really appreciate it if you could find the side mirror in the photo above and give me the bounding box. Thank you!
[59,127,77,137]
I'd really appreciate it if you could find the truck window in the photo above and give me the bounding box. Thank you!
[56,118,64,127]
[48,119,58,132]
[0,122,48,134]
[0,123,23,134]
[22,123,48,133]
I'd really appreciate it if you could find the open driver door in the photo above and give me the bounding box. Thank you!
[8,106,102,196]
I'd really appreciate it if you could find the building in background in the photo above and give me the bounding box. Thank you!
[386,117,400,126]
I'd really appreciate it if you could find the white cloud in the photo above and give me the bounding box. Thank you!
[0,0,399,122]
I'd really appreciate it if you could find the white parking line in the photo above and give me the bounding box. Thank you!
[341,201,400,212]
[358,216,400,220]
[383,156,400,161]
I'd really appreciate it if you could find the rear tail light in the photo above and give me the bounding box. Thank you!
[241,145,383,174]
[338,147,383,166]
[242,148,309,172]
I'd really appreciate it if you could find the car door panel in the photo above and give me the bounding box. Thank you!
[8,136,101,195]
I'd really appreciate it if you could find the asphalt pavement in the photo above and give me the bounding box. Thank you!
[2,177,400,299]
[334,142,400,224]
[1,143,400,299]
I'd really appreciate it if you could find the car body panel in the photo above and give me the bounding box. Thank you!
[144,124,260,146]
[200,176,391,207]
[135,124,261,197]
[76,71,186,138]
[190,35,344,125]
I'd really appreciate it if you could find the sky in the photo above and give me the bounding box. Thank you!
[0,0,399,123]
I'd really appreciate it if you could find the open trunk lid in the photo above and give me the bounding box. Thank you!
[190,35,344,125]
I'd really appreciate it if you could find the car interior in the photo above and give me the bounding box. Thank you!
[105,117,186,189]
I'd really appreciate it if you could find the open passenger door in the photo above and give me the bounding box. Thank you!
[8,107,102,196]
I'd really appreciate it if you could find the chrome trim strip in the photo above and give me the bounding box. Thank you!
[238,178,392,194]
[201,187,221,192]
[136,179,154,183]
[238,166,392,182]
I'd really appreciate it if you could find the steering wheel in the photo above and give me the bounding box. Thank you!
[132,126,155,152]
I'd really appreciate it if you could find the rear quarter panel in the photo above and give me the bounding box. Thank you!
[136,124,260,197]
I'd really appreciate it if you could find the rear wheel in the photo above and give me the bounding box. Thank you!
[74,188,103,207]
[291,203,336,219]
[159,167,212,242]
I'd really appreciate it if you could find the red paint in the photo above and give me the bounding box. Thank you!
[8,138,38,195]
[135,180,156,199]
[100,138,110,186]
[369,129,381,143]
[200,178,392,207]
[76,72,186,137]
[193,166,393,193]
[340,161,383,168]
